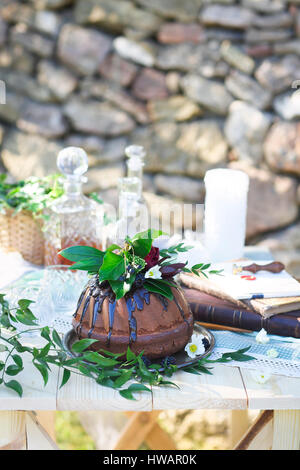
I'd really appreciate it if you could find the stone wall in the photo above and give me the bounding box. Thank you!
[0,0,300,274]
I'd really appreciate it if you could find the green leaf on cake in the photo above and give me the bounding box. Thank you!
[98,252,126,281]
[59,246,105,273]
[130,229,164,258]
[144,279,173,300]
[59,245,104,262]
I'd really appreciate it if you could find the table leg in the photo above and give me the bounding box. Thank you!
[35,411,56,442]
[230,410,250,448]
[272,410,300,450]
[0,411,26,450]
[114,411,176,451]
[234,411,273,450]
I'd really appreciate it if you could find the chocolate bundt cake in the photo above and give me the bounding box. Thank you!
[72,275,194,360]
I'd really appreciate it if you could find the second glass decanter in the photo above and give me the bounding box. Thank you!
[44,146,104,266]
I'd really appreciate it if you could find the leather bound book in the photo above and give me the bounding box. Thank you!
[183,288,300,339]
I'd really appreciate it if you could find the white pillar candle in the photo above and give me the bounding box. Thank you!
[204,168,249,262]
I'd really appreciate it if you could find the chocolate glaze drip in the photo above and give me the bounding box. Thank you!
[88,296,99,338]
[107,299,117,346]
[173,295,189,326]
[76,276,188,346]
[156,293,169,311]
[125,297,137,344]
[73,290,85,318]
[77,293,91,336]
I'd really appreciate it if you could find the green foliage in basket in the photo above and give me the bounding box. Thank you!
[0,294,254,401]
[0,173,64,219]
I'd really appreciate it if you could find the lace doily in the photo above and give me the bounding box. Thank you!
[209,330,300,378]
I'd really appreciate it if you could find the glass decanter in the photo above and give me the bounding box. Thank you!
[112,176,148,243]
[44,146,104,266]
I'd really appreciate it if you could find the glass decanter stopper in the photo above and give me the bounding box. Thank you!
[44,146,104,266]
[125,145,146,181]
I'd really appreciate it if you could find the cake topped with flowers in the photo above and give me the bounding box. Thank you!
[60,230,211,360]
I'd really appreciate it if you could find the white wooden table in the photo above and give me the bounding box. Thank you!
[1,350,300,450]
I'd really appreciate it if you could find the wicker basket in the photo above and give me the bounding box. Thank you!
[0,209,45,265]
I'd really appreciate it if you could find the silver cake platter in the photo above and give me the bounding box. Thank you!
[62,323,215,372]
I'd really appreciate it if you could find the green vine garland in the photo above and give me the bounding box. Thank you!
[0,294,254,400]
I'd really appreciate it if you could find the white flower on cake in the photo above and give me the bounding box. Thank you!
[145,265,162,280]
[267,348,279,358]
[255,328,269,344]
[185,334,205,359]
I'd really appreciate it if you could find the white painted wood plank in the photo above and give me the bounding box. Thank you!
[152,364,247,410]
[240,369,300,410]
[272,410,300,450]
[0,352,59,410]
[56,368,152,411]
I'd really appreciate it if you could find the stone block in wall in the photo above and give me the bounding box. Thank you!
[205,28,244,43]
[242,0,285,13]
[0,17,7,46]
[113,37,155,67]
[273,91,300,120]
[135,0,203,22]
[296,9,300,36]
[224,101,272,164]
[80,78,149,125]
[75,0,161,36]
[0,44,35,74]
[252,11,293,29]
[65,135,127,166]
[17,101,68,138]
[0,68,55,102]
[84,165,125,194]
[29,0,74,9]
[63,97,135,136]
[154,174,205,203]
[1,129,63,179]
[230,162,298,239]
[2,2,61,36]
[132,68,169,101]
[181,74,233,115]
[58,24,112,75]
[245,44,274,58]
[0,92,25,124]
[37,60,78,102]
[200,5,254,29]
[220,41,255,75]
[264,121,300,176]
[255,55,300,93]
[245,28,292,43]
[157,22,205,44]
[147,95,203,122]
[10,24,54,58]
[131,121,228,178]
[156,42,228,76]
[225,70,272,110]
[98,54,138,87]
[256,223,300,279]
[33,10,62,36]
[273,40,300,55]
